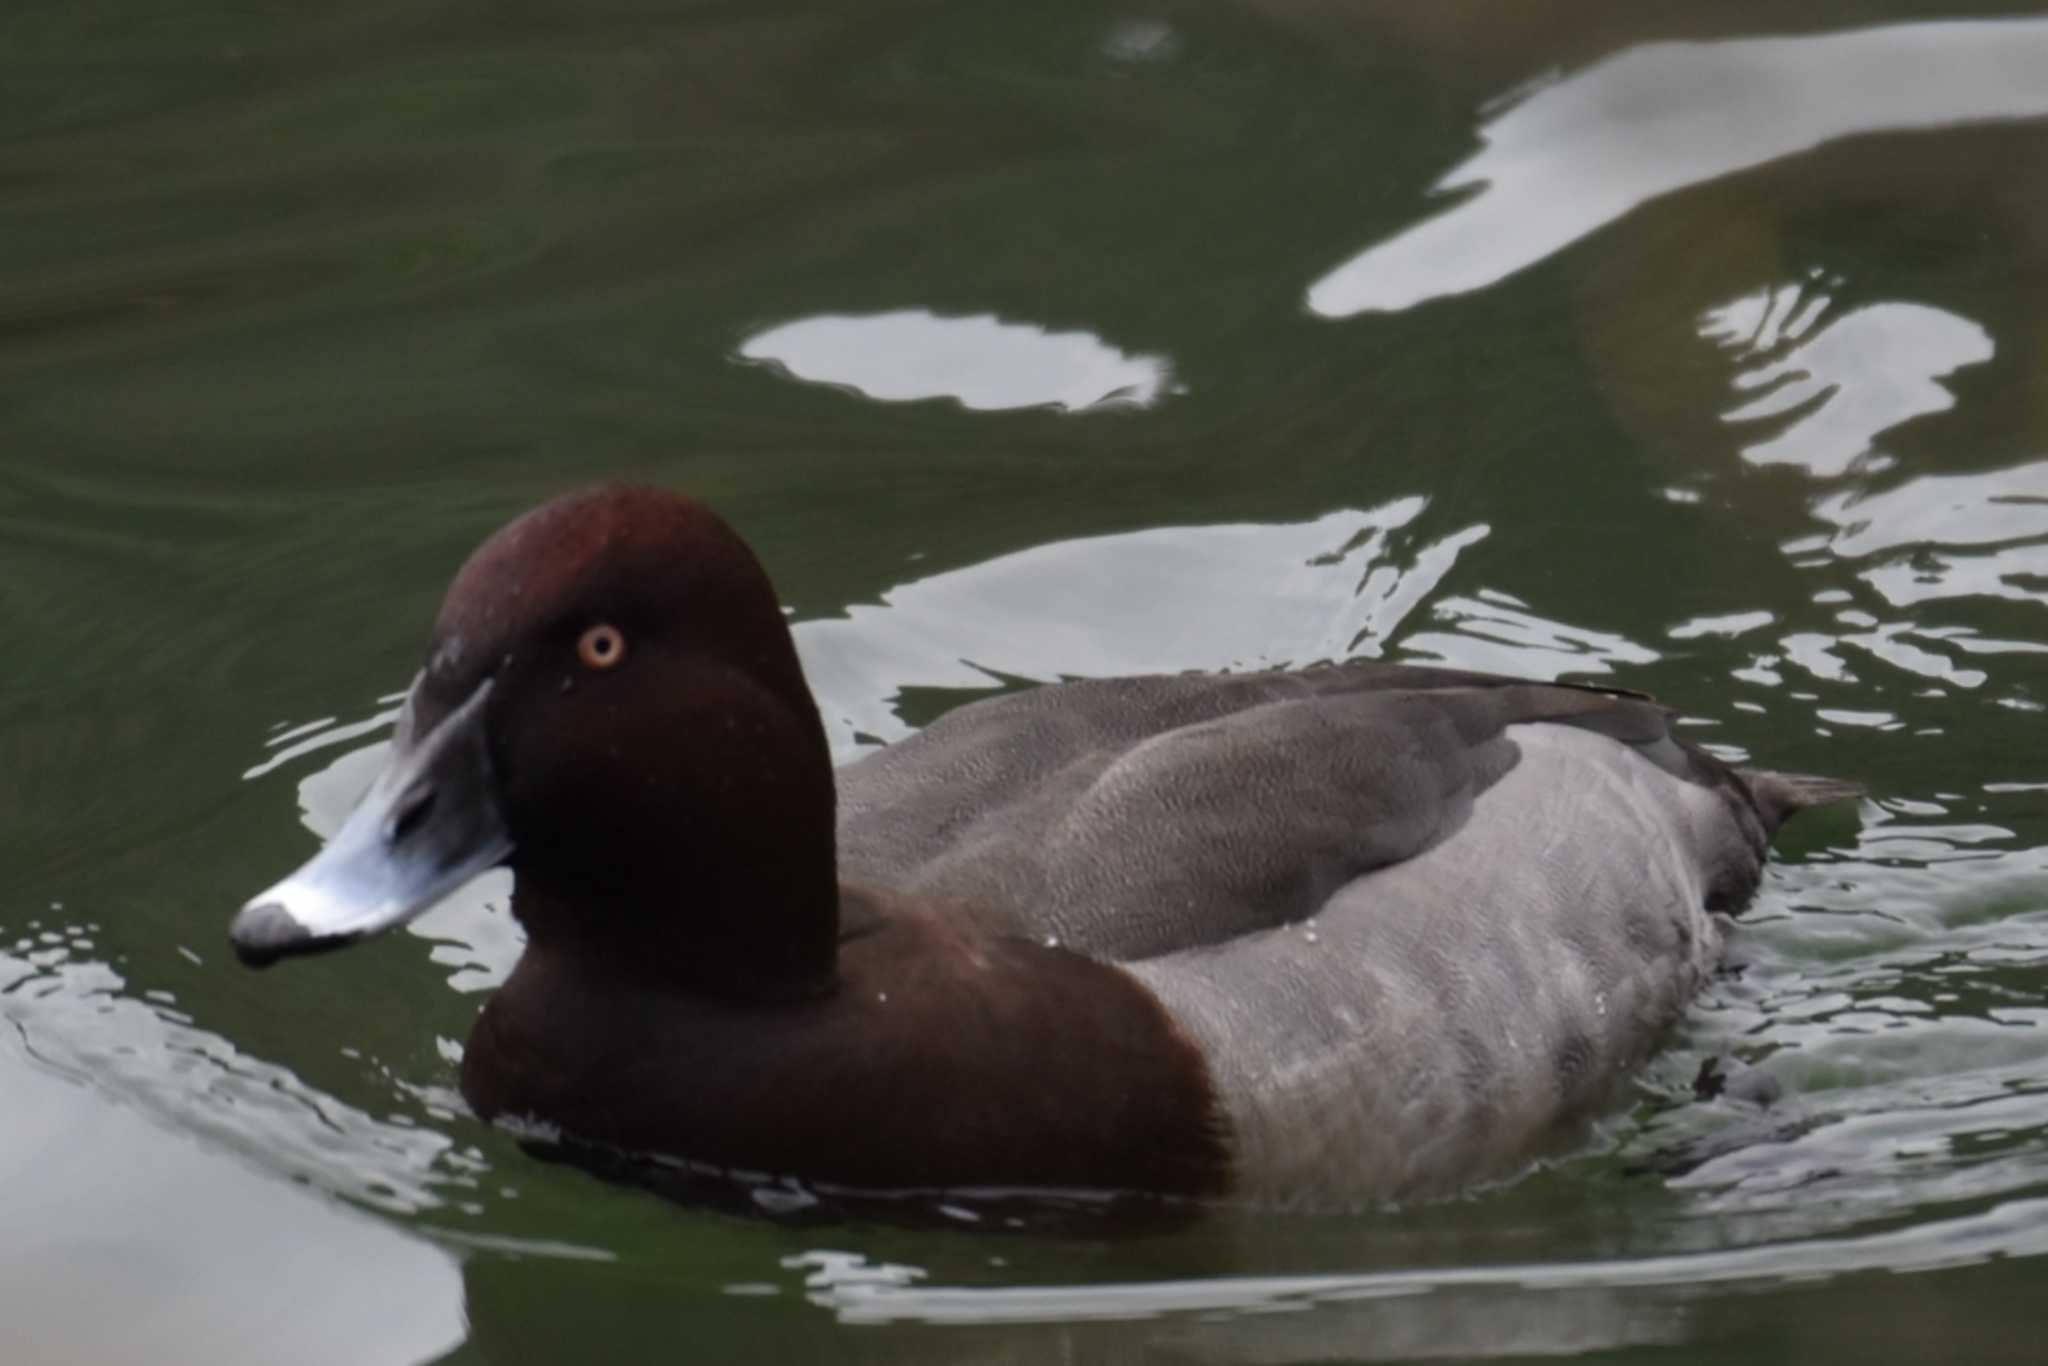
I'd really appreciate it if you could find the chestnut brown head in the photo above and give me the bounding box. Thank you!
[233,486,839,1000]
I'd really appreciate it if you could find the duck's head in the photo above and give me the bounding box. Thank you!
[230,486,838,999]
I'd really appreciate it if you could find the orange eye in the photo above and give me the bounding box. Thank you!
[577,623,626,670]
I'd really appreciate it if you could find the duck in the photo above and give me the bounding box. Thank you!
[229,484,1856,1209]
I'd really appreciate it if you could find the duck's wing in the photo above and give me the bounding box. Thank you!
[835,662,1812,960]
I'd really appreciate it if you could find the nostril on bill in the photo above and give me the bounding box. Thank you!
[387,785,438,844]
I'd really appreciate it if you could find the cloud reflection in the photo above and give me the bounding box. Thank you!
[1401,588,1659,681]
[0,938,468,1365]
[1309,18,2048,316]
[1819,462,2048,559]
[738,309,1172,411]
[1816,459,2048,623]
[1704,281,1992,477]
[1692,278,2042,694]
[795,498,1489,753]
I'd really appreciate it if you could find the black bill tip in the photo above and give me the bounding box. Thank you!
[228,901,348,969]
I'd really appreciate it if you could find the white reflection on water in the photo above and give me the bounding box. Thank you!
[0,932,470,1213]
[1308,18,2048,316]
[1691,279,2048,694]
[796,497,1490,752]
[1820,460,2048,613]
[1669,609,1775,641]
[1821,462,2048,559]
[0,939,468,1366]
[797,1195,2048,1325]
[792,1250,1690,1356]
[1401,588,1659,681]
[1705,280,1992,477]
[737,309,1172,411]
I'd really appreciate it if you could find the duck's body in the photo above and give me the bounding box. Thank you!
[832,665,1821,1205]
[232,486,1852,1209]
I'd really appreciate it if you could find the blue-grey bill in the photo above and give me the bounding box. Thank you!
[230,677,511,967]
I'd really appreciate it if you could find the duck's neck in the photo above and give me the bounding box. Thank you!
[512,857,839,1004]
[508,681,844,1004]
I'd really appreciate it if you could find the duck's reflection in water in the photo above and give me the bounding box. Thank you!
[438,1185,2048,1364]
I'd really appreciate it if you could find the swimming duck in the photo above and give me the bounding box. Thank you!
[230,485,1854,1208]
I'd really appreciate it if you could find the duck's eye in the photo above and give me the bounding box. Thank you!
[577,623,627,670]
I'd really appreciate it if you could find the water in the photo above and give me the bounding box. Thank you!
[6,2,2048,1361]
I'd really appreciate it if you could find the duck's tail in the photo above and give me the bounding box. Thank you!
[1737,768,1865,832]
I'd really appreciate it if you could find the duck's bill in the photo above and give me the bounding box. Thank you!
[230,678,511,968]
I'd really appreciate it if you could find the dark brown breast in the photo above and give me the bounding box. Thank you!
[460,885,1233,1197]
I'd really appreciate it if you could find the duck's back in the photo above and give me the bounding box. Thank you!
[837,663,1779,954]
[834,661,1841,1206]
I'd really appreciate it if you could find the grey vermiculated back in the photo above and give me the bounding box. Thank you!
[834,661,1827,1206]
[836,663,1774,959]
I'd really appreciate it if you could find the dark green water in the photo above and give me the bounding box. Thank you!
[8,3,2048,1361]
